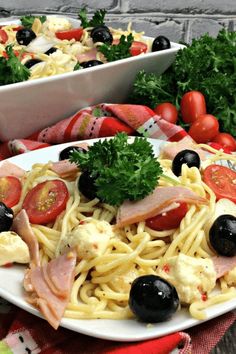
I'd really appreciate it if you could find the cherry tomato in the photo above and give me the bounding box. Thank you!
[55,28,83,41]
[22,180,69,224]
[154,102,178,124]
[0,29,8,44]
[180,91,207,124]
[212,133,236,152]
[203,165,236,203]
[130,41,148,56]
[208,142,233,154]
[188,114,219,143]
[145,202,188,230]
[0,176,22,208]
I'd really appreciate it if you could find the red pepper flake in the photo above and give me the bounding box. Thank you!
[198,286,208,301]
[79,220,85,225]
[162,264,170,273]
[3,262,13,268]
[201,293,208,301]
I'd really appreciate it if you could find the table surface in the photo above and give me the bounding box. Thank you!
[211,321,236,353]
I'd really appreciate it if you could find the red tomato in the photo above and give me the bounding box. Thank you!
[145,202,188,230]
[130,41,148,56]
[22,180,69,224]
[154,102,178,124]
[188,114,219,143]
[0,176,22,208]
[208,142,233,154]
[203,165,236,203]
[212,133,236,152]
[180,91,207,124]
[0,29,8,44]
[55,28,83,41]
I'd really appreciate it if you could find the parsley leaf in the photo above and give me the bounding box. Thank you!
[0,45,30,85]
[73,62,81,71]
[98,34,134,62]
[69,133,163,206]
[128,29,236,137]
[20,15,47,29]
[78,7,106,28]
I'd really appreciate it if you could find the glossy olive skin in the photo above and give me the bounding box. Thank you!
[78,171,98,200]
[152,35,171,52]
[24,59,42,69]
[0,202,14,232]
[209,215,236,256]
[59,146,87,161]
[16,28,36,45]
[80,60,103,68]
[45,47,58,55]
[91,25,113,44]
[172,149,200,176]
[129,275,179,323]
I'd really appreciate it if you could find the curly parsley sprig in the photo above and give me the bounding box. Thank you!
[78,7,106,28]
[20,15,47,29]
[69,133,163,206]
[98,33,134,62]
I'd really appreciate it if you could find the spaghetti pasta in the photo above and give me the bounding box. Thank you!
[10,140,236,323]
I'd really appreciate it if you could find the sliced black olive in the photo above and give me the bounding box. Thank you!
[80,60,103,68]
[78,171,98,200]
[209,215,236,256]
[59,146,87,161]
[45,47,57,55]
[16,28,36,46]
[24,59,42,69]
[129,275,179,323]
[91,25,113,44]
[0,202,14,232]
[172,149,200,176]
[152,35,171,52]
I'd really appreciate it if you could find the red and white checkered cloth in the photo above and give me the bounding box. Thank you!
[0,103,235,353]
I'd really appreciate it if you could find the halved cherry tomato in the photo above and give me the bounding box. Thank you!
[0,29,8,44]
[154,102,178,124]
[145,202,188,230]
[55,28,83,41]
[188,114,219,143]
[212,133,236,152]
[130,41,148,56]
[180,91,207,124]
[22,180,69,224]
[0,176,22,208]
[203,165,236,203]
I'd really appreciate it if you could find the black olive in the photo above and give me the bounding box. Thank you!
[91,25,113,44]
[16,28,36,46]
[172,149,200,176]
[78,171,98,200]
[152,35,171,52]
[0,202,14,232]
[59,146,87,161]
[24,59,42,69]
[209,215,236,257]
[45,47,57,55]
[129,275,179,323]
[80,60,103,68]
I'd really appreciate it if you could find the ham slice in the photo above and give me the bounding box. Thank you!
[160,136,208,161]
[0,160,25,178]
[77,47,98,63]
[51,160,79,178]
[212,255,236,279]
[25,250,76,329]
[12,209,40,267]
[116,186,207,228]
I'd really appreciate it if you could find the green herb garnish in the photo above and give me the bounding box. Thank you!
[73,62,81,71]
[20,15,47,29]
[0,45,30,85]
[99,34,134,62]
[78,7,106,28]
[69,133,163,206]
[129,29,236,137]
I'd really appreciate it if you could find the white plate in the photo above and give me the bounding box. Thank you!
[0,137,235,342]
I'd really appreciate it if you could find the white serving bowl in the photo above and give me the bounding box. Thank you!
[0,16,185,141]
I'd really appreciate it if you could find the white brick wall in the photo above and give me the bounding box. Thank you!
[0,0,235,42]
